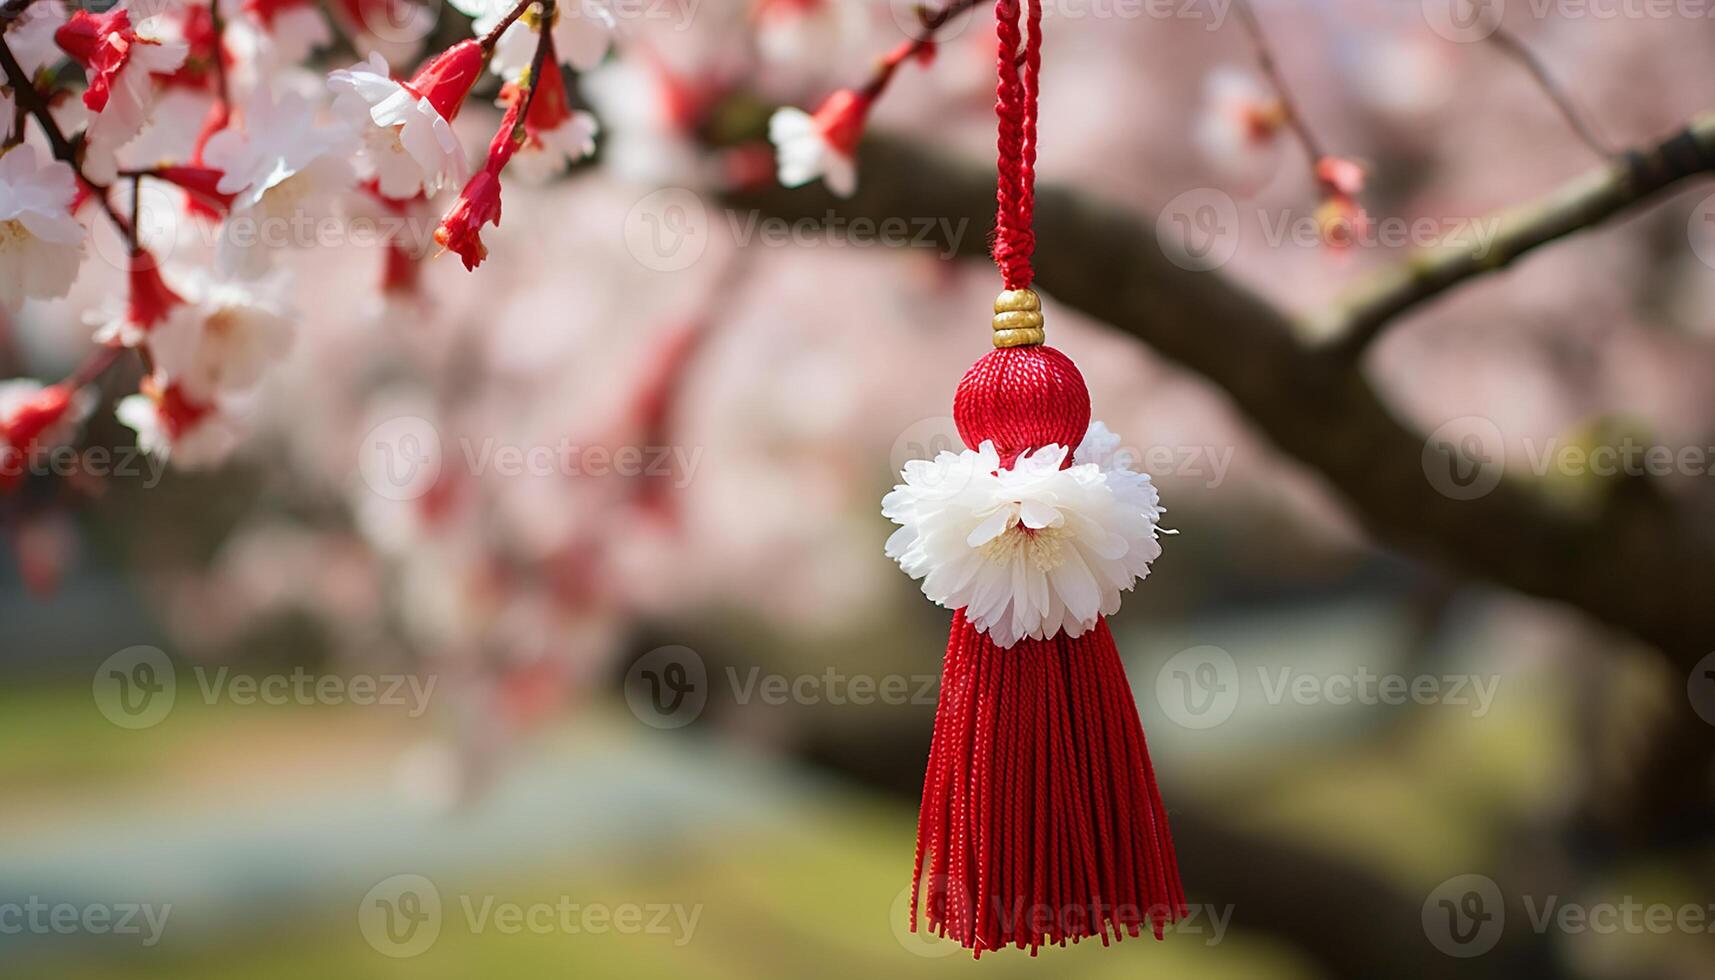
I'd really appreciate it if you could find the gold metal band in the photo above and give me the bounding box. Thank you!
[992,289,1044,347]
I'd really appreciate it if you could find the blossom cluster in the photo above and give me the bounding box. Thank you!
[0,0,603,472]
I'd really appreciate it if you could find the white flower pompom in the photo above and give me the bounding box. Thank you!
[882,422,1166,649]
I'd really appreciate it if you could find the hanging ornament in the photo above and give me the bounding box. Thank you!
[882,0,1184,955]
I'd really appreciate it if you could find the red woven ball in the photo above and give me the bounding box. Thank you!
[953,345,1091,467]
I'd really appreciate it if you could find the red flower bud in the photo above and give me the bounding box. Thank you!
[405,39,485,121]
[811,88,870,157]
[433,95,525,270]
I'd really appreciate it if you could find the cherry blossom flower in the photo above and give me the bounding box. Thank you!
[769,88,870,198]
[327,42,486,200]
[0,145,85,310]
[0,3,68,142]
[0,380,95,491]
[883,422,1167,648]
[117,375,243,468]
[146,271,295,401]
[54,7,191,183]
[94,249,191,348]
[1193,67,1286,193]
[449,0,612,78]
[501,64,597,182]
[202,86,358,275]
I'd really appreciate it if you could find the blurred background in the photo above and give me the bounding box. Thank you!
[4,0,1715,976]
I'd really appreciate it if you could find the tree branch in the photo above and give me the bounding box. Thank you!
[1321,113,1715,359]
[727,132,1715,664]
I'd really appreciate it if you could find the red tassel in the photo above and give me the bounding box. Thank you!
[910,343,1184,955]
[911,614,1184,954]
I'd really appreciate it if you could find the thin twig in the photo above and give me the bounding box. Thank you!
[860,0,994,100]
[1320,114,1715,357]
[1487,25,1613,159]
[1460,0,1612,159]
[1232,0,1325,169]
[515,0,557,125]
[479,0,537,51]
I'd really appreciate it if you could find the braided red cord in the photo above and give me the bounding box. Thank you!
[993,0,1041,289]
